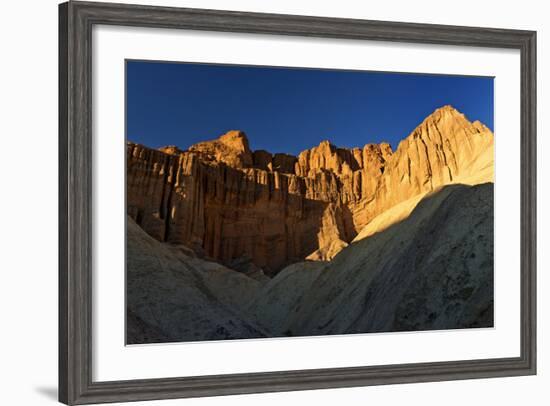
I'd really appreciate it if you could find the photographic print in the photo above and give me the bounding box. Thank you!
[125,61,494,345]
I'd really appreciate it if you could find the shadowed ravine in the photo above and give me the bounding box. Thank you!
[126,105,494,344]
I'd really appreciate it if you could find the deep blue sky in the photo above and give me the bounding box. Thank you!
[126,60,493,155]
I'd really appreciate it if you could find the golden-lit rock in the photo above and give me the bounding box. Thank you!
[189,130,253,168]
[127,105,493,274]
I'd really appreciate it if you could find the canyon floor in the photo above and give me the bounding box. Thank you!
[126,105,494,344]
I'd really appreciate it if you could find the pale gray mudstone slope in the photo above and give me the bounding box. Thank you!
[284,183,494,336]
[126,217,268,344]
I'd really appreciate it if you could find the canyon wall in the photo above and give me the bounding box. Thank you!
[127,105,494,274]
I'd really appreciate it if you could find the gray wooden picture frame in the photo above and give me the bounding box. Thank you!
[59,1,537,404]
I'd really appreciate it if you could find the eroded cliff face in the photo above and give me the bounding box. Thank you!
[127,105,493,274]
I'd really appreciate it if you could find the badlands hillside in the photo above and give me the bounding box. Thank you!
[126,105,494,343]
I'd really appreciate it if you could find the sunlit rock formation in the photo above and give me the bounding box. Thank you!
[127,105,493,274]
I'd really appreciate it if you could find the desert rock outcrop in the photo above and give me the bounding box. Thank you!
[127,105,493,274]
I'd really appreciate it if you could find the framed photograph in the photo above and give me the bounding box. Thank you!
[59,1,536,404]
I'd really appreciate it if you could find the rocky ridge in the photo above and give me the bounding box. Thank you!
[127,105,493,274]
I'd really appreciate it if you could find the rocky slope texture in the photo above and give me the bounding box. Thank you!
[127,183,493,343]
[127,216,266,343]
[128,105,493,275]
[261,183,494,336]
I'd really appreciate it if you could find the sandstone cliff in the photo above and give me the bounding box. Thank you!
[127,105,493,274]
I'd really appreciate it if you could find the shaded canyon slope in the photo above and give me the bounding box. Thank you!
[127,216,267,344]
[127,105,494,275]
[253,183,494,337]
